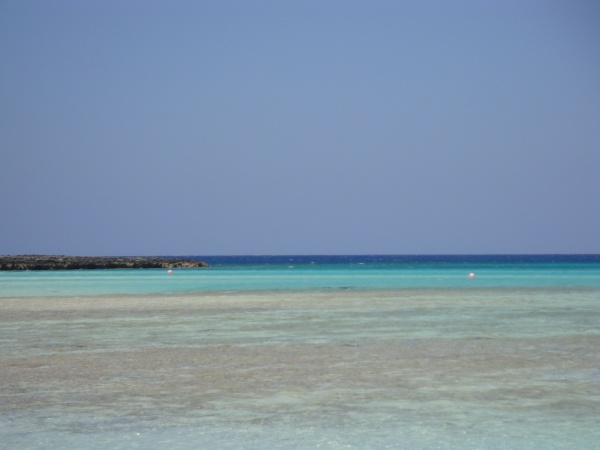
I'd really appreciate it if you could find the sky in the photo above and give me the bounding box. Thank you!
[1,0,599,256]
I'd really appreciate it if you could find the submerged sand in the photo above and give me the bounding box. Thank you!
[1,290,599,444]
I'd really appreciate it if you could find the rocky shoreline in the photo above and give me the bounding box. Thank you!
[0,255,209,271]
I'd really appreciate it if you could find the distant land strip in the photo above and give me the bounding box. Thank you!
[0,255,209,271]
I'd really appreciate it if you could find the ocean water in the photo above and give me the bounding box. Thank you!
[1,255,599,449]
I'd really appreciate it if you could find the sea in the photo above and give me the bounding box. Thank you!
[1,255,599,449]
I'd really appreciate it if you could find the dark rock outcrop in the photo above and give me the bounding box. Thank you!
[0,255,209,270]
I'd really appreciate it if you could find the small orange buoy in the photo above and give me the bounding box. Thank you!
[469,273,475,279]
[168,269,173,274]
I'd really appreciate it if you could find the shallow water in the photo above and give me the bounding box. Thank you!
[1,257,599,448]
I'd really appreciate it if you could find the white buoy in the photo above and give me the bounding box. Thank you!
[168,269,173,274]
[469,273,475,279]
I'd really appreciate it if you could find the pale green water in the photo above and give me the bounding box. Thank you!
[1,258,599,448]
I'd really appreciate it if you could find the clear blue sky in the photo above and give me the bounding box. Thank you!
[1,0,599,256]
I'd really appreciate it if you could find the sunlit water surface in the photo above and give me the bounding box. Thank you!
[1,256,599,449]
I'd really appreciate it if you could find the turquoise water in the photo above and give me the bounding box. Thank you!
[1,255,599,297]
[1,256,599,449]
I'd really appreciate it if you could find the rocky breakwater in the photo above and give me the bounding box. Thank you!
[0,255,209,270]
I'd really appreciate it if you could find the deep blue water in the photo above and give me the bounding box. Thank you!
[191,254,600,269]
